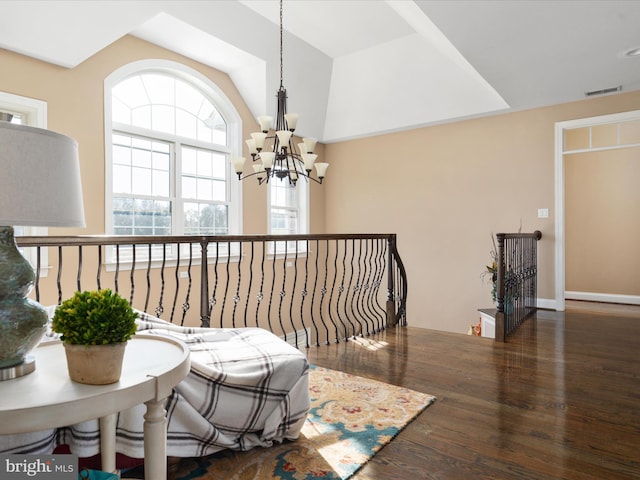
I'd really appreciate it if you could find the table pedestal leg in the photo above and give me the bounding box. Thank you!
[143,398,167,480]
[99,413,117,474]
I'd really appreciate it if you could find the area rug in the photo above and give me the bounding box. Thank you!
[171,366,435,480]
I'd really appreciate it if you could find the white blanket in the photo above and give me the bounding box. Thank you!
[0,311,310,458]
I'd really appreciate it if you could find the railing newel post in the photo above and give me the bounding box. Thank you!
[386,235,397,326]
[200,239,210,328]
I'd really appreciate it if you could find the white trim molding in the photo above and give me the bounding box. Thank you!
[537,298,558,310]
[565,291,640,306]
[554,109,640,313]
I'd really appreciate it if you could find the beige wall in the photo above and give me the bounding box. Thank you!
[566,147,640,296]
[4,35,640,334]
[324,91,640,333]
[0,35,326,237]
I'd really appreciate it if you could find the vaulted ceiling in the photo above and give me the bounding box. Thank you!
[2,1,640,143]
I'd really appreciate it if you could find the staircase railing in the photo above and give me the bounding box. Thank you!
[495,230,542,342]
[17,233,407,348]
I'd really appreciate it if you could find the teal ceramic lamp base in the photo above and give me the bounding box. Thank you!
[0,226,48,380]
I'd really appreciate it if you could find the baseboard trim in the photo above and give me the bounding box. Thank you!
[537,298,557,310]
[565,291,640,306]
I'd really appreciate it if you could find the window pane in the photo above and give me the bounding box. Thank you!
[196,178,213,201]
[152,151,169,172]
[113,165,131,194]
[113,134,171,200]
[132,167,152,196]
[113,145,131,166]
[182,176,196,199]
[211,153,226,179]
[142,74,175,106]
[182,148,197,175]
[131,105,151,129]
[152,170,169,197]
[113,76,148,111]
[184,202,228,235]
[152,105,175,134]
[197,150,213,177]
[212,180,226,202]
[271,179,296,207]
[176,108,197,139]
[271,208,298,235]
[112,97,130,124]
[132,147,151,168]
[181,146,226,202]
[176,80,204,114]
[200,108,227,145]
[112,197,171,236]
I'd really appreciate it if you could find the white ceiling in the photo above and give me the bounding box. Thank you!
[1,1,640,143]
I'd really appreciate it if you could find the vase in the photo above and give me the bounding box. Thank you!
[0,226,48,369]
[63,342,127,385]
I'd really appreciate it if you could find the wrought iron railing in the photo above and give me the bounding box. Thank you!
[495,231,542,342]
[17,234,407,348]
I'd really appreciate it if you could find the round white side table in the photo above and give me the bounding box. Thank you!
[0,335,191,480]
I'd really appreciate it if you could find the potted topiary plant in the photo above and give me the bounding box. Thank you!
[52,289,138,385]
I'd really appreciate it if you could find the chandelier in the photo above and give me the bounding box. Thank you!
[232,0,328,185]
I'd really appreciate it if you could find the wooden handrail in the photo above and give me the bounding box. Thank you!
[17,233,408,347]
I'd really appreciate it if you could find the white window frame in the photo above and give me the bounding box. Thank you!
[0,92,49,273]
[104,60,243,266]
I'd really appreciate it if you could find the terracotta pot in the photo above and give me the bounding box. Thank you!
[63,342,127,385]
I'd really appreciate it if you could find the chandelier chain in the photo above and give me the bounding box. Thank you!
[280,0,284,88]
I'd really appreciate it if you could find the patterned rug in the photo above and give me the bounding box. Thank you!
[171,366,435,480]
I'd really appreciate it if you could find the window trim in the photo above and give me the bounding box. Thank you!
[0,92,50,273]
[104,60,243,261]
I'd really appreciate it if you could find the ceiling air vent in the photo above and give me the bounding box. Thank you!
[585,85,622,97]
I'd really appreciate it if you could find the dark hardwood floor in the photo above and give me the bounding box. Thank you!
[306,303,640,480]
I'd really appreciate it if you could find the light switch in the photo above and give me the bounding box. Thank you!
[538,208,549,218]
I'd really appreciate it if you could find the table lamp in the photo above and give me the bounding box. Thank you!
[0,121,85,380]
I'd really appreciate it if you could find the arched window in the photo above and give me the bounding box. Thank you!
[105,61,242,245]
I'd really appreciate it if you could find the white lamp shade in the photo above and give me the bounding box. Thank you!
[260,152,275,169]
[232,157,245,174]
[314,162,329,178]
[276,130,292,145]
[302,153,317,171]
[0,122,85,227]
[257,115,273,132]
[251,132,267,149]
[245,138,258,155]
[303,137,317,153]
[284,113,299,131]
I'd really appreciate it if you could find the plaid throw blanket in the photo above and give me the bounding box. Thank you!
[0,311,310,459]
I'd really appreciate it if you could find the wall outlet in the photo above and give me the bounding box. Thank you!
[537,208,549,218]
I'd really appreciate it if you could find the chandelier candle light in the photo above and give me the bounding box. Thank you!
[232,0,328,185]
